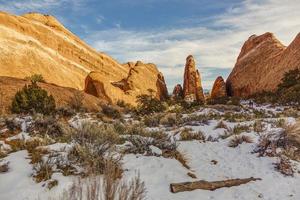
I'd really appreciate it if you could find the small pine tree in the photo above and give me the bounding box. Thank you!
[25,74,45,83]
[11,82,56,115]
[136,94,166,115]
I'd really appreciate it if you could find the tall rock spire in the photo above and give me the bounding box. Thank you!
[182,55,205,102]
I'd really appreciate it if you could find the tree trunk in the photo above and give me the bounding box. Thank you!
[170,177,261,193]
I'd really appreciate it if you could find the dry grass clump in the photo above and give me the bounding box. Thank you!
[221,124,250,139]
[5,139,26,152]
[115,122,167,141]
[214,120,228,130]
[228,135,253,148]
[253,120,264,134]
[0,150,7,158]
[180,128,205,141]
[0,161,9,173]
[60,161,146,200]
[274,156,294,176]
[223,112,251,122]
[181,114,209,126]
[163,149,190,170]
[33,155,54,183]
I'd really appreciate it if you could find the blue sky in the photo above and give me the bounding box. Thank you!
[1,0,300,91]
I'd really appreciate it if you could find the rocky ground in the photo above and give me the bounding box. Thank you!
[0,101,300,200]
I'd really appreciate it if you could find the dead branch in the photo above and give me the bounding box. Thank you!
[170,177,261,193]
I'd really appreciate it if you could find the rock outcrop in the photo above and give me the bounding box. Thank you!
[210,76,227,99]
[84,61,168,105]
[172,84,183,99]
[226,32,300,97]
[182,55,205,102]
[0,11,168,105]
[0,76,103,114]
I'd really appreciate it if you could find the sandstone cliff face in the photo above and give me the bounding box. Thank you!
[172,84,183,99]
[182,55,205,102]
[226,32,300,97]
[84,61,168,105]
[0,12,168,105]
[210,76,227,99]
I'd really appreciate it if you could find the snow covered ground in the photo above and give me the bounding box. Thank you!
[0,103,299,200]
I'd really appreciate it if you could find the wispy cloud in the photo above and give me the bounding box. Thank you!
[0,0,85,13]
[85,0,300,90]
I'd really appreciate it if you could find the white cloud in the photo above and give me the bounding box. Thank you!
[96,15,105,24]
[85,0,300,90]
[0,0,84,13]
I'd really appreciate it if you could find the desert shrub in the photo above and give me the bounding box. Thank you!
[136,94,166,115]
[253,131,288,157]
[223,112,251,122]
[159,113,177,127]
[5,118,20,132]
[56,107,76,117]
[68,122,121,175]
[68,91,84,112]
[180,128,205,141]
[25,74,45,83]
[214,120,228,129]
[253,110,268,119]
[251,91,277,104]
[274,156,294,176]
[30,116,73,141]
[143,114,163,127]
[11,82,56,115]
[102,105,121,119]
[228,135,253,148]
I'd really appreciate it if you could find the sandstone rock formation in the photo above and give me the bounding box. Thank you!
[0,76,103,114]
[226,32,300,97]
[0,11,168,105]
[172,84,183,99]
[182,55,205,102]
[85,61,168,105]
[210,76,227,99]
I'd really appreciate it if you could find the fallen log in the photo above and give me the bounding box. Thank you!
[170,177,262,193]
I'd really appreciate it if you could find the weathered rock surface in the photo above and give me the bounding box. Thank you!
[210,76,227,99]
[0,11,167,105]
[182,55,205,102]
[0,76,103,114]
[226,32,300,97]
[172,84,183,99]
[85,61,168,105]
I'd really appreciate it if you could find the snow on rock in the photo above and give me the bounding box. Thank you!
[6,132,31,141]
[149,145,162,155]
